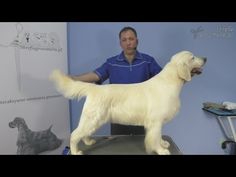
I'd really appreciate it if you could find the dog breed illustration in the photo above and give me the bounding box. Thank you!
[9,117,62,154]
[50,51,206,155]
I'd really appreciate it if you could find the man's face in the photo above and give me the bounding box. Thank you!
[120,30,138,55]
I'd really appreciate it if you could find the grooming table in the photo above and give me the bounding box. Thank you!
[203,107,236,142]
[77,135,182,155]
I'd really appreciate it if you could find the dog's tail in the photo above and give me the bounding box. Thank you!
[50,69,94,99]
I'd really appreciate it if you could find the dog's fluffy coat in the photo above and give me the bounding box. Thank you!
[50,51,206,155]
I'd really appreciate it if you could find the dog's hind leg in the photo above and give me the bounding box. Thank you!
[70,127,97,154]
[70,128,84,155]
[80,115,108,146]
[70,109,109,155]
[70,122,105,154]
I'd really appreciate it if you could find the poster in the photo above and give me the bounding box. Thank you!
[0,22,70,154]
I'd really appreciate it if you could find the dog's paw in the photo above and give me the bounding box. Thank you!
[83,138,96,146]
[156,148,171,155]
[161,139,170,148]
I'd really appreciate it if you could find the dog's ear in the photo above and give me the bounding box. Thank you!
[177,63,191,81]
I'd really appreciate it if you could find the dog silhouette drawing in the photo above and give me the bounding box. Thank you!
[9,117,62,155]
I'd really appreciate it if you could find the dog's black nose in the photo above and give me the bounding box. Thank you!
[202,57,207,63]
[9,122,13,128]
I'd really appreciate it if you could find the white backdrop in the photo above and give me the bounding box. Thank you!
[0,22,70,154]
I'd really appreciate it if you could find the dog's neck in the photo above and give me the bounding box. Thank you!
[17,123,30,133]
[161,63,185,83]
[152,63,185,93]
[16,124,31,145]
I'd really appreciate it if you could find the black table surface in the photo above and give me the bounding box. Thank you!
[78,135,182,155]
[202,107,236,116]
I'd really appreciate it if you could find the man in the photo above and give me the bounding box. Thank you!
[70,26,162,135]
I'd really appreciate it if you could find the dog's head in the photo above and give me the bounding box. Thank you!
[171,51,207,82]
[9,117,26,128]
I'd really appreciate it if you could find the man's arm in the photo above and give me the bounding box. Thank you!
[70,72,100,83]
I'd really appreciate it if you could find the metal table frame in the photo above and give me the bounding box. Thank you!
[203,107,236,141]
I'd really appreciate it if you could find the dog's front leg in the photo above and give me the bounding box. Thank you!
[145,123,170,155]
[155,135,170,155]
[161,139,170,149]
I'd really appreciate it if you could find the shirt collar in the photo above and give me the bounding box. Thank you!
[116,50,143,61]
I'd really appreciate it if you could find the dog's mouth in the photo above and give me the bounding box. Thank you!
[9,122,15,128]
[191,68,202,75]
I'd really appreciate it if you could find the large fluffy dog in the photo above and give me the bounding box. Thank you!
[50,51,206,155]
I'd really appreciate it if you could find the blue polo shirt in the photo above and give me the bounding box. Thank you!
[94,51,162,84]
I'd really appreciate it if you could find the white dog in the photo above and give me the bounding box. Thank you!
[50,51,206,155]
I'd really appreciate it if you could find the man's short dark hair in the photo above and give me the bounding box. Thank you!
[119,26,137,39]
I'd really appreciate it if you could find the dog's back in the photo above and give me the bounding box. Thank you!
[28,126,62,153]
